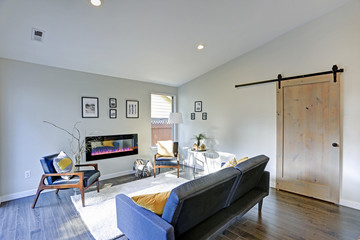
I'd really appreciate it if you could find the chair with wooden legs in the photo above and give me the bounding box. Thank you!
[154,141,180,178]
[32,153,101,208]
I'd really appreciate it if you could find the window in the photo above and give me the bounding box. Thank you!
[151,94,173,146]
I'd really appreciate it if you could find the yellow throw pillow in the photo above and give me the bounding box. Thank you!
[221,157,237,168]
[236,157,249,164]
[221,157,249,168]
[157,140,174,157]
[131,191,171,215]
[58,157,72,170]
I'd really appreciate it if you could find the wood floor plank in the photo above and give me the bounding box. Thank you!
[1,199,17,240]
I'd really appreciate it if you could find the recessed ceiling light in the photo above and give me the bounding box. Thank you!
[197,44,205,50]
[90,0,102,7]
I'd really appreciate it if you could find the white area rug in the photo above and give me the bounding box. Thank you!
[71,173,189,240]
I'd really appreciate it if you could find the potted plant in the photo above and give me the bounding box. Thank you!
[193,133,206,150]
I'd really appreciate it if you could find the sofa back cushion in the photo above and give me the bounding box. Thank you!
[162,167,239,236]
[226,155,269,206]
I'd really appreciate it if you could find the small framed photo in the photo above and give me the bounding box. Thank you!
[195,101,202,112]
[82,97,99,118]
[126,100,139,118]
[109,98,117,108]
[202,112,207,120]
[109,109,117,119]
[191,113,195,120]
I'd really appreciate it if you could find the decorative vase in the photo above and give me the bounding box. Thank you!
[74,153,82,171]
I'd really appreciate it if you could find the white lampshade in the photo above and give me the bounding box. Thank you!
[168,112,183,124]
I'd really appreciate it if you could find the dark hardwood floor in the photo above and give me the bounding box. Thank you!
[1,166,359,240]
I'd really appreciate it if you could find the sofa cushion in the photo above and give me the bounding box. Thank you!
[226,155,269,206]
[162,167,240,236]
[156,158,178,166]
[131,191,171,215]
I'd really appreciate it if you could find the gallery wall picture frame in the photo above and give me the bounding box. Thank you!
[82,97,99,118]
[109,98,117,108]
[126,100,139,118]
[202,112,207,120]
[195,101,202,112]
[110,109,117,119]
[191,113,195,120]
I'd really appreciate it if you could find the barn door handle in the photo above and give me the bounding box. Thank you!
[332,143,339,147]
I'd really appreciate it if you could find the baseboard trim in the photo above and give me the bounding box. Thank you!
[270,187,360,211]
[340,199,360,210]
[1,188,40,203]
[99,170,135,181]
[0,170,135,203]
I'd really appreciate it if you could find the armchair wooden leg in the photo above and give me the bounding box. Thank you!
[55,189,60,194]
[177,167,179,178]
[80,188,85,207]
[154,167,156,178]
[97,180,100,192]
[32,188,44,208]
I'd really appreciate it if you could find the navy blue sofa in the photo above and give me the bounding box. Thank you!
[116,155,269,240]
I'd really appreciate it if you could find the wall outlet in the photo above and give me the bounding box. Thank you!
[25,170,31,179]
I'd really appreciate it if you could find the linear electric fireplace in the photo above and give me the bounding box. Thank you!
[86,134,138,161]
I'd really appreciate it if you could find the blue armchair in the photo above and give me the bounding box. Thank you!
[32,153,101,208]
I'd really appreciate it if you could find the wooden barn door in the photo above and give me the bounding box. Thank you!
[276,73,340,203]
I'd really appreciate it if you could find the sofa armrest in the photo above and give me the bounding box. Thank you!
[116,194,175,240]
[256,171,270,195]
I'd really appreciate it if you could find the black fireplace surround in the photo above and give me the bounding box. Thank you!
[86,134,138,161]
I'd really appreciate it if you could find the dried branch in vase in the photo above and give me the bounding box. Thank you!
[43,121,94,165]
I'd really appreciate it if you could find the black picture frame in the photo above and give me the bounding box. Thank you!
[191,113,195,120]
[195,101,202,112]
[126,100,139,118]
[109,98,117,108]
[202,112,207,120]
[110,109,117,119]
[82,97,99,118]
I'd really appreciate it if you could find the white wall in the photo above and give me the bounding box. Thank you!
[178,0,360,210]
[0,58,177,201]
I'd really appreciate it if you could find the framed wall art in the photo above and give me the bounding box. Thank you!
[195,101,202,112]
[109,98,117,108]
[191,113,195,120]
[126,100,139,118]
[202,112,207,120]
[82,97,99,118]
[110,109,117,119]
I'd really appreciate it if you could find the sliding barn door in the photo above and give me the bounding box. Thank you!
[276,73,340,203]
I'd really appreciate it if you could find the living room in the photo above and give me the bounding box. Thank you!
[1,0,360,239]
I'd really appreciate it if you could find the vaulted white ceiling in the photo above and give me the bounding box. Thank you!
[0,0,351,86]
